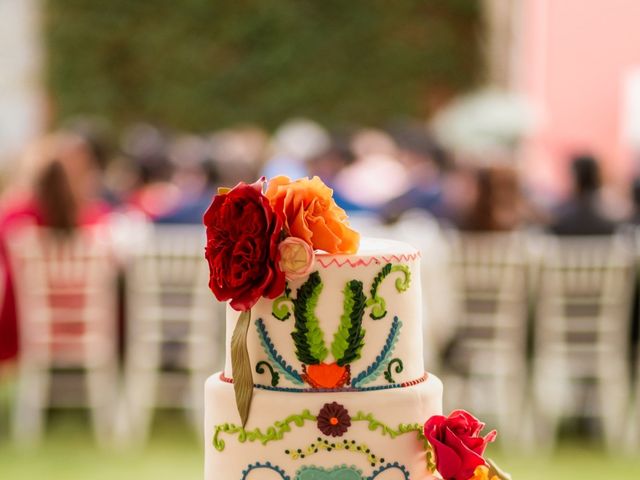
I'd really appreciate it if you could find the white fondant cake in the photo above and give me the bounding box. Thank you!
[204,238,442,479]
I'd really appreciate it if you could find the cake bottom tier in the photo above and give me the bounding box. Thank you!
[204,372,442,480]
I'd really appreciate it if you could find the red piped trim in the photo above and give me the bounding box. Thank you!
[316,252,421,269]
[219,372,428,392]
[399,373,428,387]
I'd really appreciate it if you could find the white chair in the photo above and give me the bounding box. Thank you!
[8,225,119,447]
[532,234,634,450]
[444,230,530,446]
[121,224,223,444]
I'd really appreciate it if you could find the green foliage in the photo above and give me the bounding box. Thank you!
[291,271,328,364]
[44,0,481,131]
[333,280,367,366]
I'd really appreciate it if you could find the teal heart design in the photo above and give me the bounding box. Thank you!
[296,465,363,480]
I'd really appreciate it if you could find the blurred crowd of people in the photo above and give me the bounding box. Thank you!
[0,116,639,366]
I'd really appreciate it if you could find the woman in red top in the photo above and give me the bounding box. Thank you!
[0,132,112,366]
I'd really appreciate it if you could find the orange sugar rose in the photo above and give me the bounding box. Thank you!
[265,176,360,254]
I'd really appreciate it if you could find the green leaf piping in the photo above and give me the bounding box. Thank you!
[331,280,367,366]
[291,271,328,364]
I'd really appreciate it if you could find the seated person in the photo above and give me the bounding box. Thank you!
[549,154,617,236]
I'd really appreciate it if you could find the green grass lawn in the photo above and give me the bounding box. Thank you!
[0,412,637,480]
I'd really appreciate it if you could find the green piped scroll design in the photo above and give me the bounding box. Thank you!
[212,408,421,452]
[213,409,316,451]
[366,264,411,320]
[351,317,402,388]
[256,318,304,385]
[383,358,404,384]
[272,285,293,321]
[350,411,422,439]
[255,361,280,387]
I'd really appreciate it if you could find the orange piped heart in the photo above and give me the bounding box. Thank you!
[302,362,350,389]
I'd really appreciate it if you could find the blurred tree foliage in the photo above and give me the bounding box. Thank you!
[45,0,481,131]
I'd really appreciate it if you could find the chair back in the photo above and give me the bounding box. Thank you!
[125,224,221,375]
[448,231,529,374]
[8,225,118,368]
[534,235,634,377]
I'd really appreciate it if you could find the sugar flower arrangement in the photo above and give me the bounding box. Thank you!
[424,410,511,480]
[203,175,360,311]
[203,175,360,425]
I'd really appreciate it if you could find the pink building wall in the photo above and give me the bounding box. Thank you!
[520,0,640,196]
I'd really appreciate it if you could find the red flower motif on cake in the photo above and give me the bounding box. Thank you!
[317,402,351,437]
[203,178,286,311]
[424,410,497,480]
[302,363,351,389]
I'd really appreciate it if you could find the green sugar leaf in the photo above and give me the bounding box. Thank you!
[291,271,328,364]
[333,280,367,366]
[230,310,253,427]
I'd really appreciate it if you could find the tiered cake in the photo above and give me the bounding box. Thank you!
[204,237,442,479]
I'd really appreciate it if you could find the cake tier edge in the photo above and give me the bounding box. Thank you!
[204,371,442,480]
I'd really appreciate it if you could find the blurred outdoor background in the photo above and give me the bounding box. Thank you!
[2,1,640,479]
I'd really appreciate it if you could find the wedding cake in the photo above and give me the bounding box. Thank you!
[202,176,442,479]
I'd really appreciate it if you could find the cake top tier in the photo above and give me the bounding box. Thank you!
[203,175,424,425]
[222,235,425,393]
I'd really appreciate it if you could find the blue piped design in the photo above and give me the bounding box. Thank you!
[369,462,410,479]
[256,318,304,384]
[352,317,402,387]
[241,461,290,480]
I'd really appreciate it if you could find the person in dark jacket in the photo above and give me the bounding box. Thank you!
[549,154,617,236]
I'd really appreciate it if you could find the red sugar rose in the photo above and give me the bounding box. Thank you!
[203,178,285,311]
[424,410,497,480]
